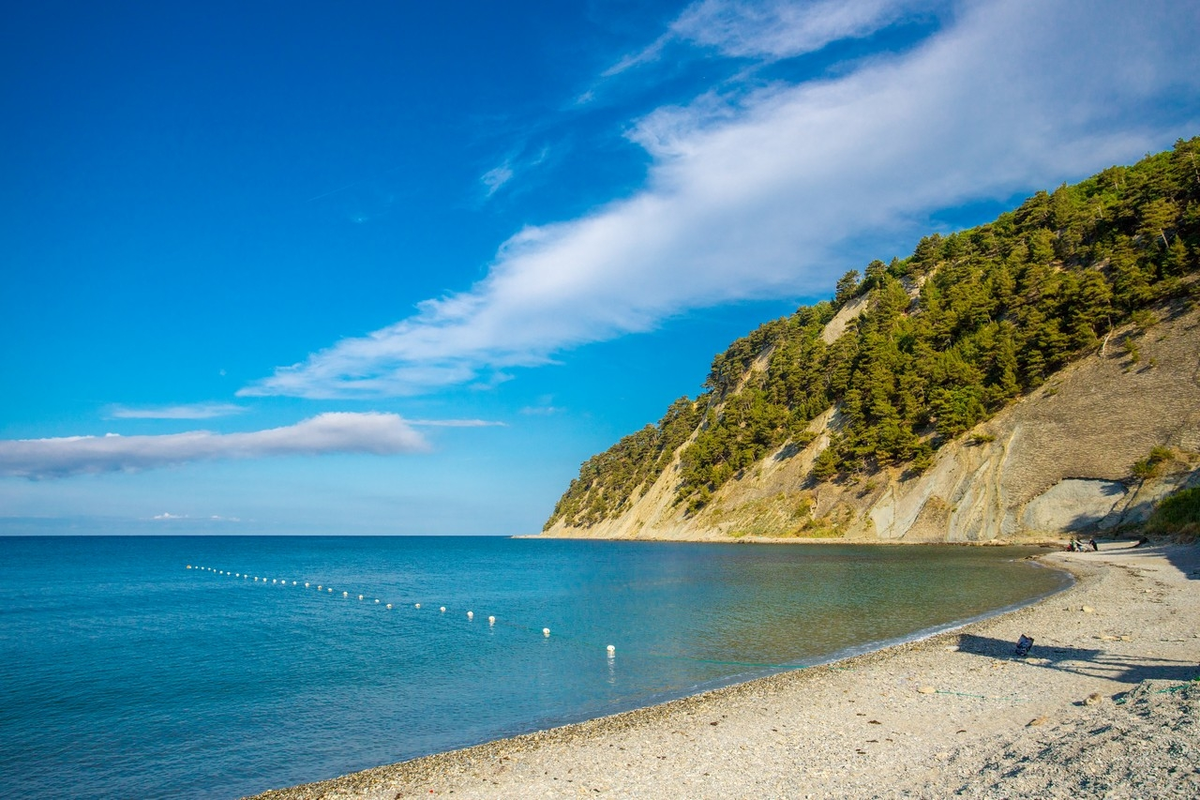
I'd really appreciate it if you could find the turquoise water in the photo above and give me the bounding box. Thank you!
[0,536,1068,798]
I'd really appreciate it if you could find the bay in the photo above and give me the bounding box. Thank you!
[0,535,1068,799]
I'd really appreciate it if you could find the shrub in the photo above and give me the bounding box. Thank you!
[1132,446,1174,479]
[1145,486,1200,539]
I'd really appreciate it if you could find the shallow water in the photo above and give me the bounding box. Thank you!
[0,536,1067,798]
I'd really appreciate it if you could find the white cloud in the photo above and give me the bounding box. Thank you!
[107,403,247,420]
[153,512,183,520]
[406,418,507,428]
[605,0,932,76]
[671,0,931,60]
[481,161,515,197]
[480,147,552,200]
[0,413,429,479]
[244,0,1200,400]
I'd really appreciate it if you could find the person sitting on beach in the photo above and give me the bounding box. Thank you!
[1088,537,1098,551]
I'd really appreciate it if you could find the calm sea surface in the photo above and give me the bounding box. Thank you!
[0,536,1068,798]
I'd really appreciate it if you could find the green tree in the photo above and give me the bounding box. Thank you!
[834,269,861,307]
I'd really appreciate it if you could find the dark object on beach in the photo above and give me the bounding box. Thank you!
[1089,537,1098,551]
[1133,535,1150,548]
[1015,634,1034,657]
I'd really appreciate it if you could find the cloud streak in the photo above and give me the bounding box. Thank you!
[0,413,429,479]
[244,0,1200,400]
[106,403,247,420]
[671,0,928,59]
[608,0,930,75]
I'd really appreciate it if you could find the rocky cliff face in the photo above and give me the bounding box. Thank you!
[543,300,1200,542]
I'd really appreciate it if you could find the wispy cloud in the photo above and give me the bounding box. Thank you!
[152,512,241,522]
[407,418,507,428]
[520,405,564,416]
[0,413,429,479]
[481,160,515,197]
[671,0,933,60]
[607,0,931,76]
[107,402,247,420]
[479,146,552,200]
[244,0,1200,400]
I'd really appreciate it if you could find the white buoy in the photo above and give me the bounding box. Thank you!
[343,591,349,597]
[292,581,297,586]
[488,616,495,625]
[305,582,310,588]
[272,579,277,584]
[440,606,446,613]
[467,611,474,619]
[317,585,322,590]
[357,594,363,600]
[543,628,551,637]
[415,603,421,609]
[187,565,192,569]
[374,599,380,603]
[607,645,616,655]
[328,588,333,593]
[386,603,392,609]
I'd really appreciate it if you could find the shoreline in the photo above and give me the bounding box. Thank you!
[250,543,1199,799]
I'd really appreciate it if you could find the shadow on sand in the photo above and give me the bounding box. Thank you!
[1067,542,1200,581]
[1149,543,1200,581]
[955,633,1200,685]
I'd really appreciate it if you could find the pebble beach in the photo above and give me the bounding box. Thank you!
[250,543,1200,799]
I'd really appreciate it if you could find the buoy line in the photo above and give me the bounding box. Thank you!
[184,563,798,669]
[183,563,614,657]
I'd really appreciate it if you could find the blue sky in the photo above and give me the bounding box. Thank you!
[2,0,1198,535]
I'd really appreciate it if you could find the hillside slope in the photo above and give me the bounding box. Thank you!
[543,139,1200,543]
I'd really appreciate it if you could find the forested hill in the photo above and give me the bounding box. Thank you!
[545,137,1200,533]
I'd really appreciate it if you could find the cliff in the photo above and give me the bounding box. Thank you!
[542,139,1200,543]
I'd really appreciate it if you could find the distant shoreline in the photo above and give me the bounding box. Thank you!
[248,543,1199,799]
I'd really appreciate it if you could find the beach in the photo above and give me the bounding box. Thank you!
[250,543,1199,799]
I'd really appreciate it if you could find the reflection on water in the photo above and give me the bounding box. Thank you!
[0,536,1068,799]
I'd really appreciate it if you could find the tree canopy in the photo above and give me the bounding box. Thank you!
[546,138,1200,530]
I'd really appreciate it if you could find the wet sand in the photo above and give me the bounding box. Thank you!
[249,543,1200,799]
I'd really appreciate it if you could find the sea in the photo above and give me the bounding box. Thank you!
[0,535,1069,799]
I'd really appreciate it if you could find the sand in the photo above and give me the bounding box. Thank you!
[249,543,1200,799]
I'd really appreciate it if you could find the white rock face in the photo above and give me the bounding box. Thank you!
[1020,479,1127,532]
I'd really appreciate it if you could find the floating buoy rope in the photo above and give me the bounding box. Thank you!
[183,563,801,671]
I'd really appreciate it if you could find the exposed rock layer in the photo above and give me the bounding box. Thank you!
[543,303,1200,542]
